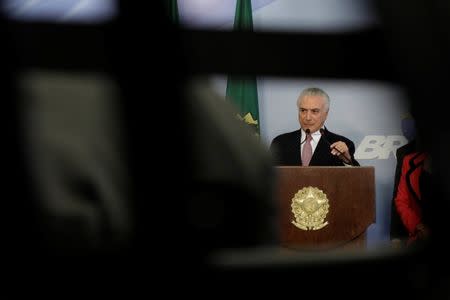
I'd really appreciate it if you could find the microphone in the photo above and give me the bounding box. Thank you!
[300,128,310,145]
[319,128,353,165]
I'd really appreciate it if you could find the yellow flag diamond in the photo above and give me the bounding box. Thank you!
[242,112,258,125]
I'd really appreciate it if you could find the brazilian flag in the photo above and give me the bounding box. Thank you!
[226,0,260,135]
[167,0,179,24]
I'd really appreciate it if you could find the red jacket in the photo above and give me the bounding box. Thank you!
[394,152,428,243]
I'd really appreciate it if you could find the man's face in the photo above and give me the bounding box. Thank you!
[297,95,328,133]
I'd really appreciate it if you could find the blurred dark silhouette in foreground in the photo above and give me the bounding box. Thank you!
[2,0,450,297]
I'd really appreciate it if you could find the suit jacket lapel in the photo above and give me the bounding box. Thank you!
[310,135,329,166]
[295,130,301,165]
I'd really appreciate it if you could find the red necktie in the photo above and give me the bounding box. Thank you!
[302,134,313,166]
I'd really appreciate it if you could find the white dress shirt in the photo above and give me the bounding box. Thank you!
[300,128,323,157]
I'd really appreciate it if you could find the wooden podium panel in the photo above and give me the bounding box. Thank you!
[275,166,375,250]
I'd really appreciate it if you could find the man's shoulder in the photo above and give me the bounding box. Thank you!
[271,130,300,143]
[325,130,353,144]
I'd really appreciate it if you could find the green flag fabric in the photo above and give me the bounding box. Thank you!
[226,0,260,134]
[167,0,179,24]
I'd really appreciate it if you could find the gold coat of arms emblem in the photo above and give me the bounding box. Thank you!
[291,186,329,230]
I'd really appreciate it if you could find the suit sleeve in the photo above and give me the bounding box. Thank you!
[347,139,360,166]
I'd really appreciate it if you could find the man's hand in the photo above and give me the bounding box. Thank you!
[330,141,351,163]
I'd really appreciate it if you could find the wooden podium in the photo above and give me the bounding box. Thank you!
[275,166,375,250]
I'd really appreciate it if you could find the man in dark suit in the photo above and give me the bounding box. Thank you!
[270,87,359,166]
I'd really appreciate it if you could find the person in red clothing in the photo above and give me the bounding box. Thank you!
[395,151,432,246]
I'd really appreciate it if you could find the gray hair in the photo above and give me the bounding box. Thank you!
[297,87,330,112]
